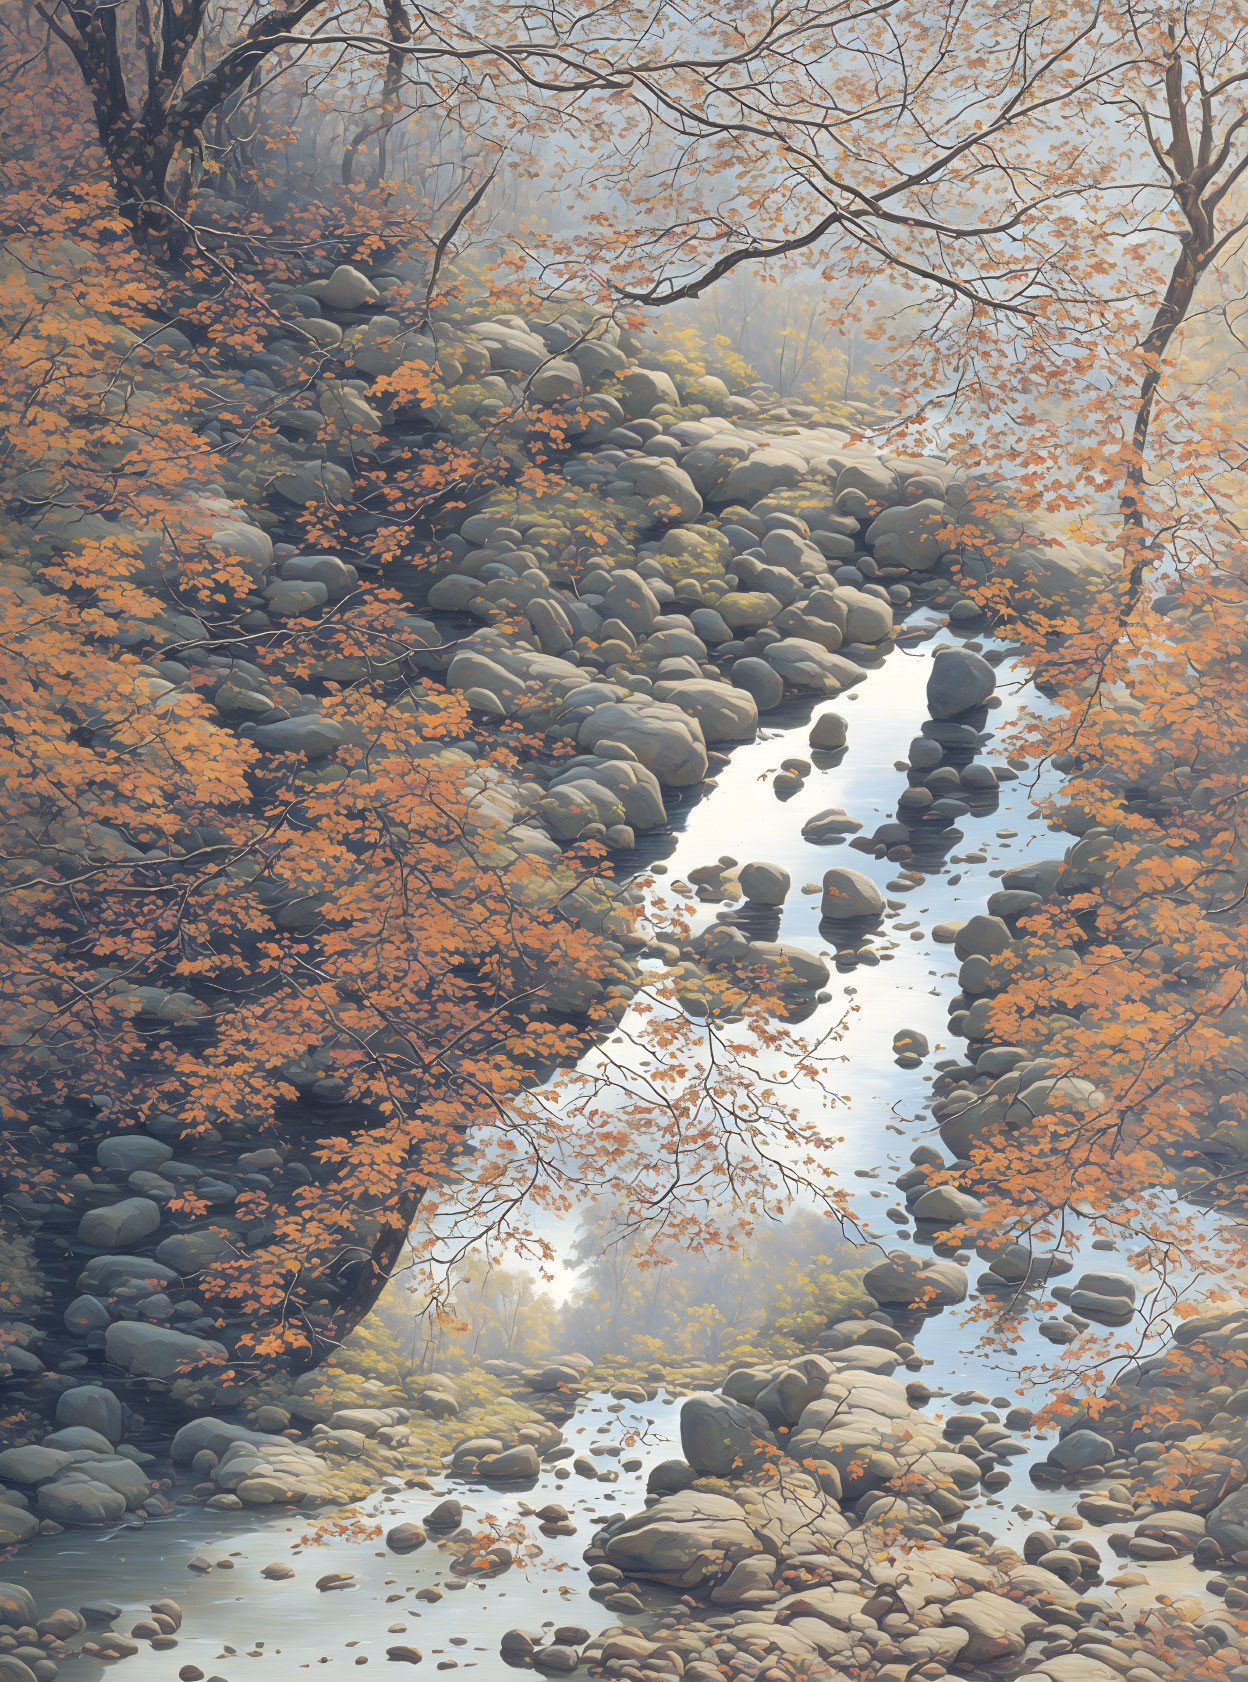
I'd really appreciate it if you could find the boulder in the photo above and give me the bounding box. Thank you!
[661,679,758,742]
[802,808,861,842]
[912,1185,984,1224]
[264,578,329,617]
[77,1255,178,1294]
[77,1196,160,1251]
[97,1135,172,1174]
[766,638,863,693]
[927,648,996,717]
[386,1523,426,1554]
[247,716,347,755]
[43,1426,115,1453]
[615,457,703,521]
[721,449,807,504]
[281,555,358,598]
[0,1585,36,1629]
[0,1446,75,1485]
[531,359,583,401]
[836,586,893,642]
[0,1507,39,1549]
[534,1646,579,1674]
[479,1444,541,1481]
[1208,1486,1248,1553]
[154,1227,231,1273]
[820,868,884,920]
[863,1253,968,1307]
[943,1592,1042,1662]
[1049,1429,1114,1471]
[578,700,708,786]
[618,367,680,418]
[104,1322,227,1380]
[602,571,659,635]
[809,712,847,750]
[738,862,790,906]
[954,914,1013,960]
[730,657,785,710]
[36,1478,127,1526]
[718,592,783,632]
[602,1488,763,1587]
[318,265,380,310]
[681,1393,778,1477]
[865,498,947,570]
[64,1293,111,1334]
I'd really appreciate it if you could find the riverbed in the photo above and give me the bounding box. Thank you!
[12,621,1211,1676]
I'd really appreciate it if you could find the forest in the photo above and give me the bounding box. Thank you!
[3,0,1248,1676]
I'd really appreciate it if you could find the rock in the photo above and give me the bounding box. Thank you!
[104,1322,227,1379]
[912,1184,984,1223]
[261,1562,296,1579]
[281,554,358,597]
[836,586,893,642]
[246,716,347,755]
[36,1479,127,1525]
[863,1253,968,1307]
[1208,1486,1248,1552]
[37,1608,86,1639]
[54,1385,121,1453]
[0,1446,75,1485]
[766,638,863,693]
[1068,1289,1135,1324]
[661,679,758,742]
[0,1506,38,1547]
[64,1292,111,1334]
[425,1498,462,1529]
[738,862,790,906]
[820,867,884,920]
[1049,1429,1115,1471]
[385,1521,426,1553]
[0,1584,37,1628]
[927,648,996,717]
[319,265,380,310]
[730,657,785,710]
[953,914,1013,959]
[97,1135,173,1173]
[480,1444,540,1481]
[719,592,783,632]
[531,359,583,401]
[603,1487,764,1586]
[79,1600,123,1626]
[534,1646,580,1673]
[265,578,329,618]
[77,1196,160,1250]
[865,498,947,570]
[618,367,679,418]
[680,1392,778,1476]
[809,712,847,750]
[0,1658,37,1682]
[316,1572,358,1592]
[578,700,707,786]
[386,1646,423,1664]
[1072,1269,1136,1301]
[721,448,807,503]
[801,808,861,842]
[893,1027,929,1058]
[602,569,660,634]
[647,1458,697,1494]
[943,1591,1042,1662]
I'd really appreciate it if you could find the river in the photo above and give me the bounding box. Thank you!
[12,620,1211,1676]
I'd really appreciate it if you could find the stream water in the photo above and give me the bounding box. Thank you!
[13,623,1212,1676]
